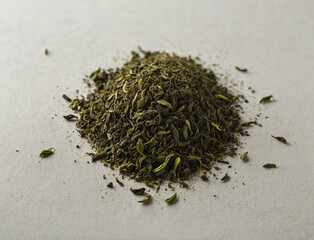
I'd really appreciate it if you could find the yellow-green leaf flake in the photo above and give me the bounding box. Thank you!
[185,120,192,133]
[165,192,177,204]
[211,122,222,131]
[240,152,248,160]
[271,135,287,144]
[173,157,180,171]
[259,95,273,103]
[183,125,188,140]
[122,81,128,93]
[138,155,147,165]
[157,100,172,109]
[136,138,145,156]
[137,97,146,109]
[138,78,143,90]
[68,99,79,110]
[216,94,228,100]
[39,147,54,158]
[138,195,151,203]
[263,163,277,168]
[172,125,180,141]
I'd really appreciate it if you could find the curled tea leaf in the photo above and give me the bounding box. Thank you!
[138,195,151,203]
[90,68,101,78]
[107,182,113,188]
[271,135,287,144]
[235,66,247,72]
[138,155,147,165]
[156,130,170,136]
[157,100,172,109]
[216,94,228,100]
[240,121,256,126]
[130,188,146,195]
[136,138,145,156]
[63,114,78,121]
[165,192,177,204]
[211,122,222,131]
[39,147,54,158]
[259,95,273,103]
[182,125,189,140]
[138,78,143,90]
[201,174,209,181]
[122,81,128,93]
[263,163,277,168]
[240,152,248,160]
[185,120,192,133]
[69,99,79,110]
[153,155,171,173]
[137,97,146,109]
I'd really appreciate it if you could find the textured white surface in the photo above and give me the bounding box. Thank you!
[0,0,314,239]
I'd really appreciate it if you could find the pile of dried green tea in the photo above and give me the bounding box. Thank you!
[69,50,248,187]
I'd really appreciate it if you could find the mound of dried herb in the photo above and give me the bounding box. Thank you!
[70,50,247,186]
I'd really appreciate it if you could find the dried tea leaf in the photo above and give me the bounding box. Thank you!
[185,120,192,133]
[62,94,72,102]
[201,174,209,181]
[138,195,151,203]
[271,135,287,144]
[216,94,228,100]
[137,97,146,109]
[107,182,113,188]
[172,125,180,142]
[138,78,143,90]
[130,188,146,195]
[165,192,177,204]
[173,157,180,172]
[138,155,147,165]
[68,99,79,110]
[263,163,277,168]
[157,99,172,109]
[90,68,101,78]
[235,66,247,72]
[116,178,124,187]
[240,152,248,160]
[63,114,78,121]
[240,121,256,126]
[44,48,49,55]
[259,95,273,103]
[221,174,230,182]
[39,147,54,158]
[182,125,189,140]
[136,138,145,156]
[211,122,222,131]
[153,155,171,173]
[122,81,128,93]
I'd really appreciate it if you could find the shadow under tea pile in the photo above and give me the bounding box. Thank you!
[71,50,245,185]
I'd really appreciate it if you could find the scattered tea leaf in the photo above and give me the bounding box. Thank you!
[259,95,273,103]
[201,174,209,181]
[63,114,78,121]
[138,195,151,203]
[157,100,172,109]
[271,135,287,144]
[240,152,248,160]
[165,192,177,204]
[173,157,180,172]
[107,182,113,188]
[235,66,247,72]
[263,163,277,168]
[130,188,146,195]
[240,121,256,126]
[221,174,230,182]
[116,178,124,187]
[62,94,72,102]
[44,48,49,55]
[39,147,54,158]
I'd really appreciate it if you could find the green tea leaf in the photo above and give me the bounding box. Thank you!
[137,97,146,109]
[122,81,128,93]
[240,121,256,126]
[62,94,72,102]
[44,48,49,55]
[156,130,171,136]
[221,174,230,182]
[130,188,146,195]
[240,152,248,160]
[153,155,171,173]
[138,78,143,90]
[138,155,147,165]
[216,94,228,100]
[116,178,124,187]
[185,120,192,133]
[165,192,177,204]
[90,68,101,78]
[182,125,188,140]
[63,114,78,121]
[107,182,113,188]
[211,122,222,131]
[271,135,287,144]
[136,138,145,156]
[173,157,180,172]
[259,95,273,103]
[172,125,180,141]
[263,163,277,168]
[39,147,54,158]
[235,66,247,72]
[138,195,151,203]
[68,99,79,110]
[157,100,172,109]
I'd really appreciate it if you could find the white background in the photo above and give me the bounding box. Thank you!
[0,0,313,239]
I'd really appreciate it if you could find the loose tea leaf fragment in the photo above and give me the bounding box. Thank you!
[271,135,287,144]
[263,163,277,168]
[165,192,177,204]
[259,95,273,103]
[39,147,54,158]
